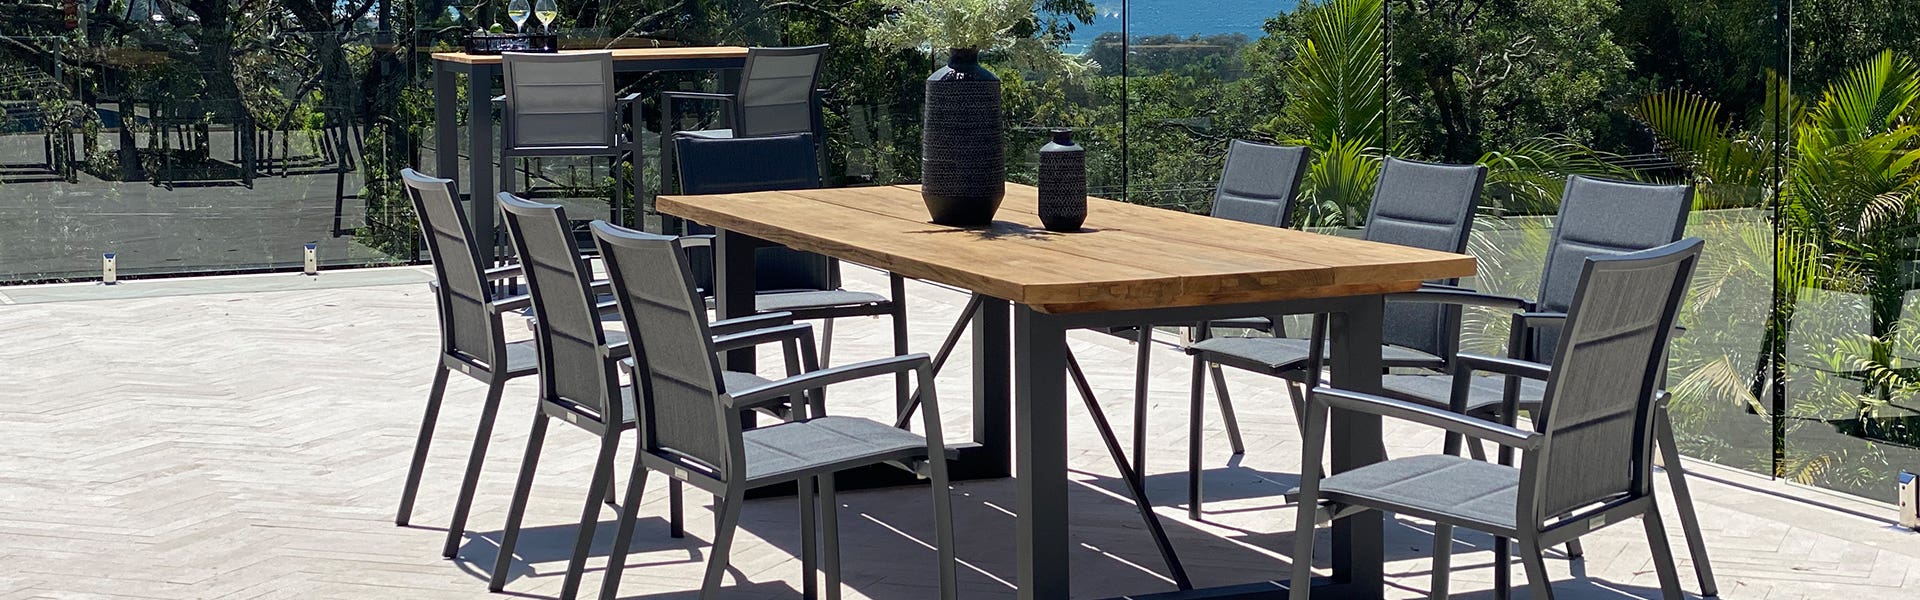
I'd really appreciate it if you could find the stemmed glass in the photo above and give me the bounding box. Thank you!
[534,0,557,35]
[506,0,531,33]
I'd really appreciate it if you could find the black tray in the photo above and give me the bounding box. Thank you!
[464,34,558,55]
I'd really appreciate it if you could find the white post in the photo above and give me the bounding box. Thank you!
[100,252,117,285]
[303,243,318,276]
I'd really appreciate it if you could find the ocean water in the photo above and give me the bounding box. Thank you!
[1062,0,1302,53]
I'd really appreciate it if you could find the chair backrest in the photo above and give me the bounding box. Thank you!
[402,168,501,368]
[1530,175,1692,360]
[498,193,622,421]
[732,45,829,138]
[502,52,616,150]
[1210,140,1311,227]
[591,220,738,478]
[1364,157,1487,359]
[674,132,834,294]
[1524,237,1702,521]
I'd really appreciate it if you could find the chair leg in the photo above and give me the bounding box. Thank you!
[1207,363,1246,455]
[605,465,619,506]
[488,411,551,592]
[1644,502,1686,600]
[799,476,818,600]
[1286,379,1308,435]
[395,365,450,526]
[1430,523,1453,600]
[819,317,836,367]
[700,488,748,600]
[1287,494,1319,600]
[670,479,685,538]
[1657,409,1718,596]
[820,474,842,600]
[1564,538,1584,559]
[1493,537,1512,600]
[1517,538,1556,600]
[598,461,651,600]
[929,457,959,600]
[442,376,508,558]
[1187,354,1207,521]
[561,433,622,599]
[1132,327,1153,471]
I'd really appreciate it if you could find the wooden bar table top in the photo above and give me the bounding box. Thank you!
[429,46,750,65]
[658,183,1475,314]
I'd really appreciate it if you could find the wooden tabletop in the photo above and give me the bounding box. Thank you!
[430,46,750,65]
[659,184,1477,314]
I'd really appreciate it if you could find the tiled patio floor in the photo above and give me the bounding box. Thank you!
[2,265,1918,599]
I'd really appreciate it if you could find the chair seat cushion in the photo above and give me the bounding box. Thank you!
[1187,336,1442,373]
[1380,374,1547,414]
[755,290,890,313]
[743,416,929,484]
[1317,454,1520,534]
[503,340,540,375]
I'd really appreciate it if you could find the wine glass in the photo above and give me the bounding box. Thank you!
[534,0,557,34]
[506,0,531,33]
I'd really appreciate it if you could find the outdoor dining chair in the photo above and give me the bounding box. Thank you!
[498,52,641,233]
[393,169,549,560]
[589,219,957,600]
[484,193,807,596]
[1180,156,1486,519]
[675,132,910,407]
[661,44,829,193]
[1289,237,1705,600]
[1368,175,1717,596]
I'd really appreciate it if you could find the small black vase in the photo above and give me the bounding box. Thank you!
[1037,129,1087,232]
[921,48,1006,227]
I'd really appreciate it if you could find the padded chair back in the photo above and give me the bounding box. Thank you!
[591,220,737,477]
[502,52,616,150]
[1364,157,1486,359]
[498,193,621,421]
[1527,238,1702,520]
[733,45,829,138]
[674,133,834,294]
[1210,140,1310,227]
[403,168,500,368]
[1531,176,1692,360]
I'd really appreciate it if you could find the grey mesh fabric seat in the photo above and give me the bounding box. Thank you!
[589,220,956,600]
[393,169,543,560]
[675,132,910,407]
[1290,238,1705,600]
[498,52,641,233]
[662,45,829,192]
[1180,156,1486,519]
[483,194,813,597]
[1372,174,1716,596]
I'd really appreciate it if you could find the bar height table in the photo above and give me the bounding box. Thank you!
[431,47,750,259]
[658,183,1476,600]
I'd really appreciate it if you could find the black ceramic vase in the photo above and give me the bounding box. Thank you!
[921,48,1005,226]
[1037,129,1086,232]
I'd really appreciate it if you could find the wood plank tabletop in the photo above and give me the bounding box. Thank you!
[430,46,750,65]
[659,183,1476,314]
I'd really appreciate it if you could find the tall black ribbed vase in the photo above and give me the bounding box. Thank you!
[920,48,1005,227]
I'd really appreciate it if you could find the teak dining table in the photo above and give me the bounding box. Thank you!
[658,183,1477,600]
[431,47,751,260]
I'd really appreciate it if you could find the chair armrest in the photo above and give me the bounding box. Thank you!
[662,91,737,105]
[599,340,631,360]
[1311,386,1540,450]
[489,293,531,313]
[677,234,716,248]
[711,322,815,354]
[616,92,642,104]
[727,354,930,409]
[485,264,523,281]
[710,312,796,337]
[1455,352,1554,381]
[1387,286,1533,310]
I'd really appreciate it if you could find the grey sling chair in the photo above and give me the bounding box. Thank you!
[1180,156,1486,520]
[675,132,910,411]
[589,219,957,600]
[485,193,810,596]
[1369,174,1717,596]
[394,169,548,561]
[1288,237,1706,600]
[499,52,642,234]
[662,44,830,195]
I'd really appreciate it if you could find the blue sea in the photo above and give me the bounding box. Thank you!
[1062,0,1303,53]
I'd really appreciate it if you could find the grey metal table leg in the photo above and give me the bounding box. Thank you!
[973,297,1012,479]
[1015,306,1070,600]
[1326,296,1386,598]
